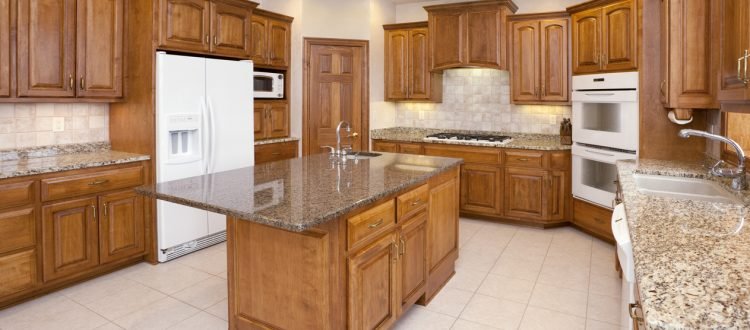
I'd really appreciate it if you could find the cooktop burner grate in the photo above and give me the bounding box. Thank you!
[424,133,513,143]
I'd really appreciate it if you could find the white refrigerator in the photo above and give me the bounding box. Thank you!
[155,52,254,262]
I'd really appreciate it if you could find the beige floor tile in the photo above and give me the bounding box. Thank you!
[393,305,456,330]
[446,268,488,292]
[95,322,124,330]
[216,271,228,279]
[477,274,535,304]
[502,241,549,258]
[205,299,229,321]
[124,261,213,294]
[536,263,591,293]
[529,283,588,317]
[168,311,228,330]
[175,248,227,275]
[172,275,228,309]
[519,306,586,330]
[587,293,621,324]
[586,319,621,330]
[490,255,543,281]
[456,249,502,272]
[546,245,592,268]
[80,281,167,321]
[0,294,108,330]
[470,227,517,243]
[425,287,474,317]
[61,273,141,305]
[589,273,622,298]
[113,297,199,330]
[451,319,501,330]
[461,237,509,256]
[459,294,526,329]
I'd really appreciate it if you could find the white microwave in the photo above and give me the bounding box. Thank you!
[254,71,284,99]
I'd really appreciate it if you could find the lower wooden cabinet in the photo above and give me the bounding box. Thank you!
[98,190,145,264]
[572,198,614,242]
[0,250,37,297]
[504,167,546,220]
[42,197,100,282]
[255,140,299,164]
[397,211,427,312]
[372,140,423,155]
[460,164,503,215]
[347,231,399,330]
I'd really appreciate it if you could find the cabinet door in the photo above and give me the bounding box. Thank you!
[428,176,458,271]
[268,19,291,67]
[466,8,502,68]
[17,0,76,97]
[385,29,409,100]
[571,8,602,74]
[408,28,431,100]
[210,0,251,58]
[372,141,399,153]
[460,164,502,215]
[601,0,637,72]
[504,167,545,220]
[76,0,124,98]
[158,0,211,53]
[254,102,267,140]
[0,250,37,297]
[429,11,465,70]
[540,19,569,102]
[267,102,289,138]
[42,197,99,282]
[0,0,9,97]
[98,191,144,264]
[511,21,539,102]
[718,0,750,101]
[250,15,269,65]
[398,212,427,312]
[348,232,398,330]
[547,171,567,221]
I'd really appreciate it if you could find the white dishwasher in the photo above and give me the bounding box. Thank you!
[612,203,635,330]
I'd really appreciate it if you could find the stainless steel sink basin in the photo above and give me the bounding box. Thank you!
[633,174,742,204]
[345,152,382,160]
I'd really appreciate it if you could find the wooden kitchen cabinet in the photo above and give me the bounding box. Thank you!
[255,140,299,165]
[0,0,9,97]
[372,140,423,155]
[509,12,569,105]
[77,0,125,98]
[718,0,750,103]
[425,0,518,71]
[251,9,292,68]
[568,0,637,75]
[572,198,614,242]
[426,170,459,300]
[98,190,145,264]
[347,231,399,330]
[384,22,442,102]
[504,167,546,220]
[210,0,252,58]
[397,211,427,313]
[42,197,100,282]
[255,100,289,140]
[460,164,503,215]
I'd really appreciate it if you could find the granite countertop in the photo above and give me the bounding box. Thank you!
[138,152,462,232]
[0,142,151,179]
[370,127,571,151]
[616,159,750,329]
[255,136,300,146]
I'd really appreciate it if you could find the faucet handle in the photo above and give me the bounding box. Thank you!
[321,146,336,155]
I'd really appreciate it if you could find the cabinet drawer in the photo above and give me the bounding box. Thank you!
[0,208,36,254]
[255,141,298,165]
[399,143,423,155]
[0,249,37,297]
[504,150,545,168]
[573,199,613,240]
[397,184,428,221]
[423,145,501,164]
[0,181,35,210]
[348,200,396,249]
[41,166,144,201]
[372,140,399,153]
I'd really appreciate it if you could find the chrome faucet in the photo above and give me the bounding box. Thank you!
[321,121,359,157]
[678,129,747,190]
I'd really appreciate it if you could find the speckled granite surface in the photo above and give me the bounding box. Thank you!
[138,152,462,232]
[617,159,750,329]
[0,143,150,179]
[370,127,571,151]
[254,137,299,146]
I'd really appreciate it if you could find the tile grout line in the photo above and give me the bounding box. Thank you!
[517,232,554,329]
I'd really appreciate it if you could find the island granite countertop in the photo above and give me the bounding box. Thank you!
[371,127,571,151]
[138,152,463,232]
[0,142,151,179]
[617,159,750,329]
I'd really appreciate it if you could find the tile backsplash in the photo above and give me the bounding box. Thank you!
[395,69,571,134]
[0,103,109,150]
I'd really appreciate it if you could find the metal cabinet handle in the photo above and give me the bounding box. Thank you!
[399,237,406,255]
[391,241,398,262]
[69,74,74,90]
[103,202,108,217]
[88,179,109,186]
[91,204,97,220]
[271,152,281,155]
[368,219,384,229]
[80,77,85,90]
[541,83,545,97]
[517,158,529,162]
[744,50,749,84]
[659,80,666,96]
[205,34,210,44]
[214,35,218,46]
[628,303,643,321]
[410,199,422,206]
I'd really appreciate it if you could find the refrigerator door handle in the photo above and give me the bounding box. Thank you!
[200,96,210,175]
[206,96,217,174]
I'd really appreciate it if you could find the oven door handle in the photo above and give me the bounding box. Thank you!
[584,149,616,158]
[583,92,616,96]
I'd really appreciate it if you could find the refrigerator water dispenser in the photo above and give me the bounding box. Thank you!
[166,114,201,164]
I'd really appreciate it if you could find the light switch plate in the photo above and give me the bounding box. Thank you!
[52,117,65,132]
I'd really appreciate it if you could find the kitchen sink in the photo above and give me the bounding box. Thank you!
[633,174,742,204]
[346,152,382,159]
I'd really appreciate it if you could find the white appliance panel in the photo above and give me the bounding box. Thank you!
[572,92,639,151]
[157,200,210,250]
[612,203,634,330]
[572,144,636,208]
[571,71,639,90]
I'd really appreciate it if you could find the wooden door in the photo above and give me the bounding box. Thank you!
[98,191,144,264]
[267,102,289,138]
[42,197,99,282]
[17,0,76,97]
[398,213,427,312]
[460,164,502,215]
[504,167,545,220]
[210,0,251,58]
[429,11,465,70]
[305,39,367,155]
[511,21,539,102]
[158,0,211,53]
[601,0,637,72]
[0,0,9,97]
[428,176,458,271]
[571,8,602,74]
[540,19,569,102]
[547,171,566,221]
[408,28,431,100]
[76,0,124,98]
[466,8,501,68]
[250,15,269,65]
[268,19,291,67]
[348,231,398,330]
[254,102,267,140]
[385,29,409,100]
[718,0,750,101]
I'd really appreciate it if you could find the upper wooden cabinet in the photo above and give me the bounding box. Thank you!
[77,0,125,98]
[717,0,750,103]
[568,0,637,75]
[0,0,10,97]
[251,9,292,68]
[509,12,570,105]
[158,0,256,59]
[384,22,442,102]
[425,0,518,71]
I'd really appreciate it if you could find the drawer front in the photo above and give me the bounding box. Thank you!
[504,150,545,168]
[0,208,36,254]
[573,199,613,239]
[372,140,399,153]
[398,143,423,155]
[423,145,501,164]
[397,184,429,221]
[549,151,571,170]
[0,181,35,210]
[41,166,144,202]
[348,200,396,249]
[255,141,298,164]
[0,249,37,297]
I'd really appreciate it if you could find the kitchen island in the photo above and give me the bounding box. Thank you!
[138,152,462,329]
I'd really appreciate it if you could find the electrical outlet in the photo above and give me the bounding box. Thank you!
[52,117,65,132]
